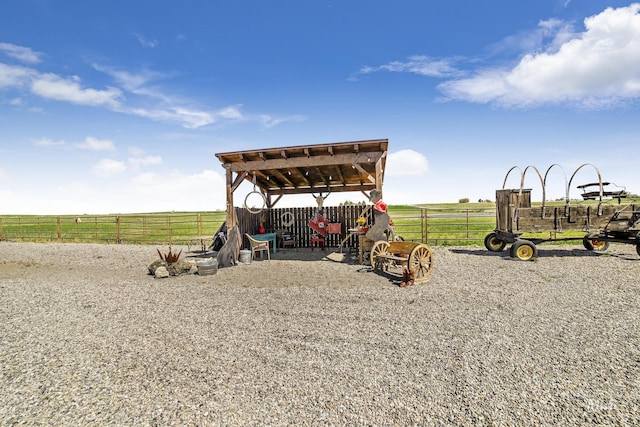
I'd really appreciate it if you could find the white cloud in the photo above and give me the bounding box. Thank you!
[75,136,116,151]
[133,33,158,48]
[258,113,306,129]
[128,155,163,169]
[92,158,126,177]
[0,44,295,130]
[0,42,42,64]
[92,64,171,99]
[128,106,216,128]
[0,63,34,89]
[33,137,65,147]
[439,3,640,108]
[128,169,226,210]
[0,62,124,110]
[128,146,146,156]
[355,55,460,79]
[30,73,123,108]
[385,149,429,177]
[0,168,227,214]
[217,105,244,120]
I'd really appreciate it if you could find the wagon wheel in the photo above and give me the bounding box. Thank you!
[583,235,610,252]
[484,232,507,252]
[510,240,538,261]
[407,244,433,280]
[370,241,390,270]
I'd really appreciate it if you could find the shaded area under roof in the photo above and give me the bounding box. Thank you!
[215,139,388,199]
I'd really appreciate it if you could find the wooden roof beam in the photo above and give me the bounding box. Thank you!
[272,169,296,187]
[352,162,376,184]
[333,165,346,188]
[231,171,248,193]
[291,167,310,186]
[225,151,384,172]
[268,183,377,196]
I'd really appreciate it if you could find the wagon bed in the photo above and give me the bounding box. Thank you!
[371,240,433,284]
[485,164,640,260]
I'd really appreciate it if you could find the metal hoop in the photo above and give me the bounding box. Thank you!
[244,190,266,214]
[244,174,266,214]
[281,211,294,227]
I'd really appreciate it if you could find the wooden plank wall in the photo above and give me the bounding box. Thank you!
[235,204,371,249]
[515,203,634,233]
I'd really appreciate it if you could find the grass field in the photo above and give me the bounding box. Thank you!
[1,199,633,246]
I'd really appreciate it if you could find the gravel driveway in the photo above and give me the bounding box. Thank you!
[1,241,639,426]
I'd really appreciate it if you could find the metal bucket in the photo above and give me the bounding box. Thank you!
[239,249,252,264]
[197,259,218,275]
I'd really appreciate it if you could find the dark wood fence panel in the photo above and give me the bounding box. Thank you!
[237,205,370,249]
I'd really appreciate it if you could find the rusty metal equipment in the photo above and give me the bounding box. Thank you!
[484,163,640,260]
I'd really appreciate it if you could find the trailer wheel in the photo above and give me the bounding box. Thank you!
[510,240,538,261]
[583,236,610,252]
[484,233,507,252]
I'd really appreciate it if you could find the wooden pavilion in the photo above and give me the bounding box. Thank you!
[214,139,388,266]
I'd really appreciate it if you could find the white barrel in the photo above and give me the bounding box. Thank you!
[239,249,252,264]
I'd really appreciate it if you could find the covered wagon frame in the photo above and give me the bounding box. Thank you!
[484,163,640,260]
[213,139,388,266]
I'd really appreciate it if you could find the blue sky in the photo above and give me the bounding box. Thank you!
[1,0,639,214]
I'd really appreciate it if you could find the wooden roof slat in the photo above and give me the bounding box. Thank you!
[215,139,387,197]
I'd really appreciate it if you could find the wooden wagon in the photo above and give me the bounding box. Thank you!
[370,240,434,284]
[484,164,640,261]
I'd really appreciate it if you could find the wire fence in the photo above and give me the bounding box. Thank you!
[0,207,497,247]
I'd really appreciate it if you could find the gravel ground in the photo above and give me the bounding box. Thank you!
[1,241,639,426]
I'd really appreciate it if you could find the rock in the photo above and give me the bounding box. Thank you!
[149,258,195,277]
[167,259,194,276]
[154,266,169,278]
[148,259,166,275]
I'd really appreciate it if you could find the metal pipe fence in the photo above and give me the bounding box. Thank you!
[0,207,497,247]
[0,212,226,245]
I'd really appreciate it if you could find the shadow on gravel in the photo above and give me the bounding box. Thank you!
[450,248,640,261]
[449,249,507,257]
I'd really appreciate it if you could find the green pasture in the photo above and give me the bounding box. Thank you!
[0,206,496,246]
[0,212,227,245]
[1,200,625,246]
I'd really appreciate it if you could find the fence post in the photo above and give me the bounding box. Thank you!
[57,217,61,241]
[197,213,202,236]
[423,208,428,243]
[116,216,121,243]
[466,209,470,238]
